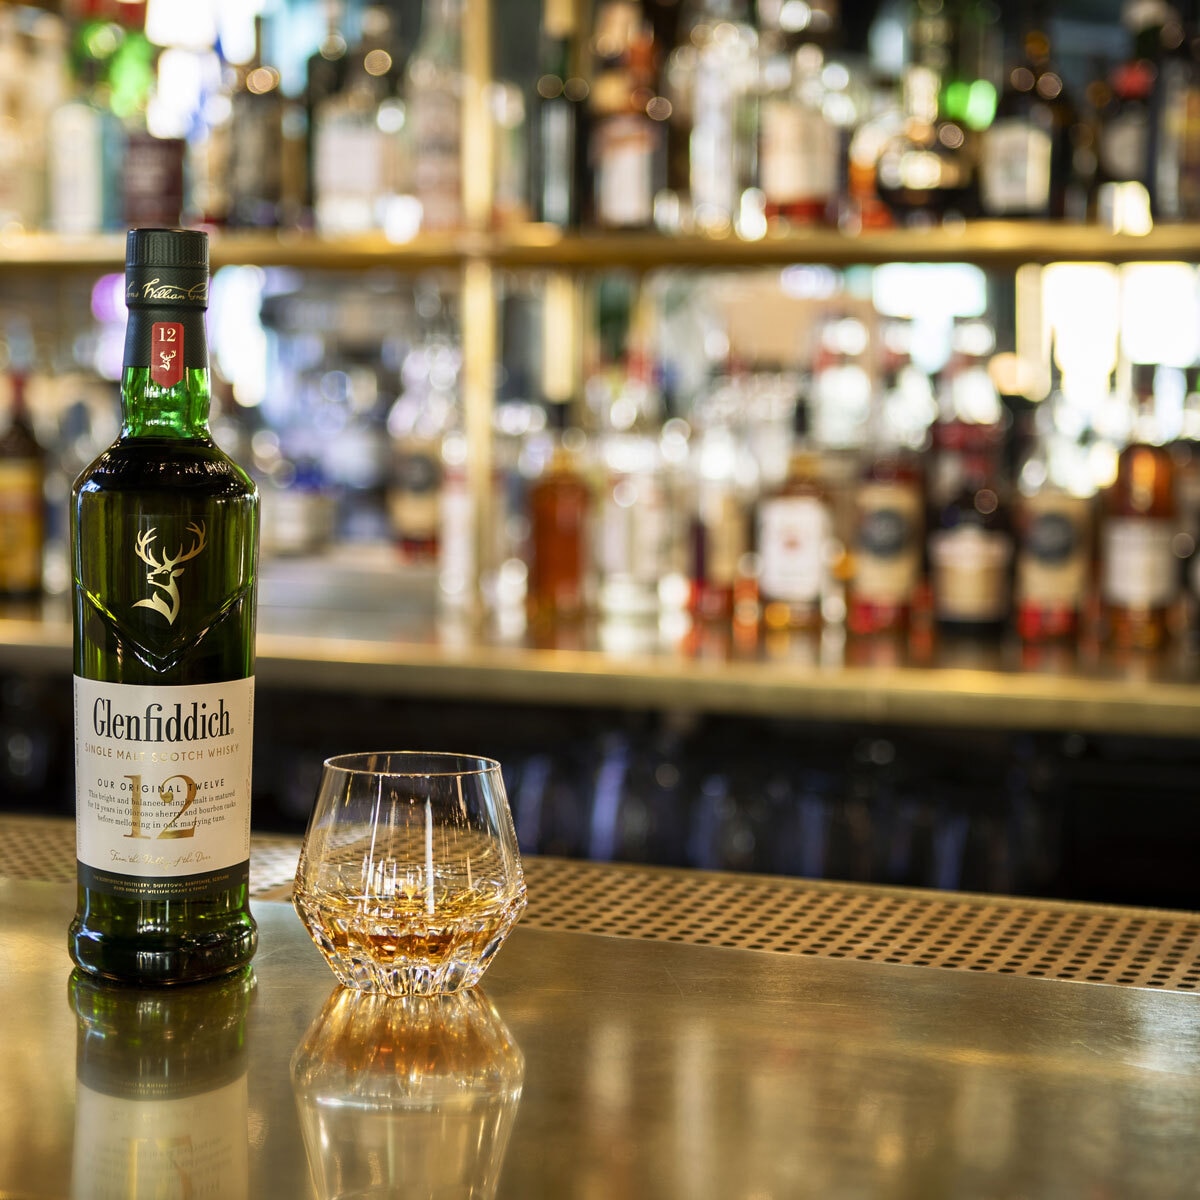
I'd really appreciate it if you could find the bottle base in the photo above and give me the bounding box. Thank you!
[69,916,258,986]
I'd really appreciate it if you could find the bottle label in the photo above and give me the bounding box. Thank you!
[1017,494,1089,608]
[74,677,254,901]
[150,323,184,388]
[1102,518,1177,607]
[758,495,829,603]
[930,527,1012,621]
[853,482,921,604]
[760,99,838,205]
[0,461,43,591]
[594,115,655,228]
[980,119,1052,214]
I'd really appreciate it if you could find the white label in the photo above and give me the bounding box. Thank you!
[758,496,829,603]
[74,677,254,899]
[760,99,838,205]
[595,115,654,227]
[981,119,1052,214]
[73,1076,249,1200]
[1102,519,1178,607]
[930,527,1012,621]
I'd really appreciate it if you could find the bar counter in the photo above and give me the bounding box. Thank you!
[3,817,1200,1198]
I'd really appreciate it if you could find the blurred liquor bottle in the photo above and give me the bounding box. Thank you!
[589,0,663,229]
[228,15,284,228]
[1100,364,1179,649]
[531,0,588,228]
[47,53,121,234]
[527,402,590,620]
[979,1,1080,220]
[312,6,406,235]
[1013,404,1093,643]
[874,61,975,225]
[758,34,840,229]
[0,374,45,601]
[689,380,753,622]
[303,1,349,223]
[1095,1,1170,209]
[407,0,464,231]
[756,400,833,632]
[667,0,759,236]
[929,441,1013,638]
[847,380,924,637]
[1153,0,1200,220]
[594,352,669,620]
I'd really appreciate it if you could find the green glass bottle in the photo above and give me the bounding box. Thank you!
[70,228,259,984]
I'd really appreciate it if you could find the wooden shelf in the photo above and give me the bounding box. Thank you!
[5,221,1200,274]
[3,606,1196,736]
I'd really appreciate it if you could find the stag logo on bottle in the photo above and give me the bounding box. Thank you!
[133,521,207,626]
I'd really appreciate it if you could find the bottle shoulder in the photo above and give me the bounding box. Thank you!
[74,438,257,500]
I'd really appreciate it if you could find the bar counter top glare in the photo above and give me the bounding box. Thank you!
[2,815,1199,1198]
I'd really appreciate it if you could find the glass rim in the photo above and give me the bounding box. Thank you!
[321,751,502,779]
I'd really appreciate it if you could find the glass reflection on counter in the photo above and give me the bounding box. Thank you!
[69,968,255,1200]
[291,987,524,1200]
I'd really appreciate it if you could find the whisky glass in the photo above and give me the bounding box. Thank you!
[291,986,524,1200]
[293,752,527,996]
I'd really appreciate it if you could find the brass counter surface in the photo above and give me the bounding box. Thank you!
[0,598,1197,735]
[3,867,1200,1198]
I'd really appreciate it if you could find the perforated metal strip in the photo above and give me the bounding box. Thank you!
[4,815,1198,991]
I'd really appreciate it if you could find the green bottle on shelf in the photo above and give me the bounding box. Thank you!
[70,228,259,984]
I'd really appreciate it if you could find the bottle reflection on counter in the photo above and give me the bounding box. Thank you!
[70,968,255,1200]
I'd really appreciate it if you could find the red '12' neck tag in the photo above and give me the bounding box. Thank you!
[151,322,184,387]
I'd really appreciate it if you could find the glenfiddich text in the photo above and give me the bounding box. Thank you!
[92,698,233,742]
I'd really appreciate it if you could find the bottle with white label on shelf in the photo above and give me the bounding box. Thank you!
[589,0,664,230]
[979,2,1080,220]
[70,229,259,985]
[756,398,834,632]
[1100,363,1180,650]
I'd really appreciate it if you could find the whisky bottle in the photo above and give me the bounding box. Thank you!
[0,373,46,600]
[979,4,1078,220]
[70,229,259,984]
[756,400,833,631]
[527,402,590,620]
[1100,364,1179,649]
[532,0,587,228]
[847,408,924,637]
[407,0,465,231]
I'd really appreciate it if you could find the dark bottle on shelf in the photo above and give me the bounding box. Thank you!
[0,373,46,601]
[979,3,1079,220]
[875,61,976,226]
[1095,2,1169,209]
[228,15,285,228]
[847,400,924,637]
[1100,364,1179,650]
[70,230,259,984]
[527,401,590,620]
[532,0,587,228]
[1152,0,1200,221]
[302,1,349,223]
[929,447,1013,638]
